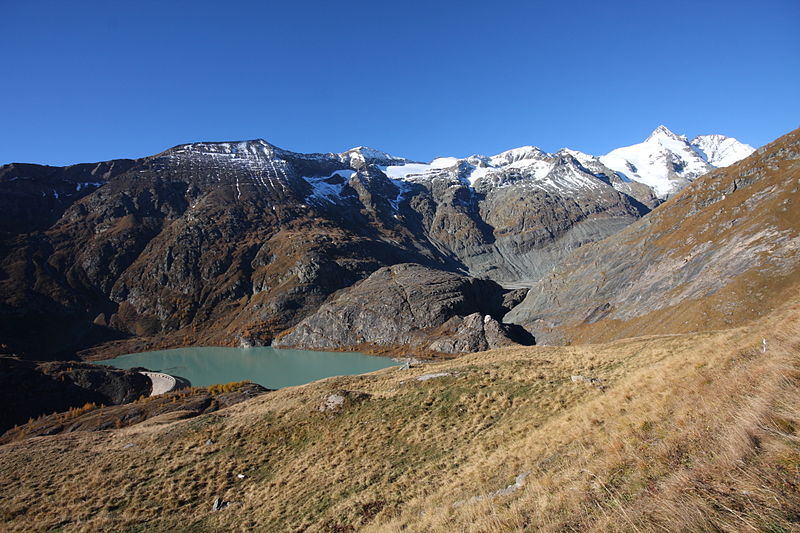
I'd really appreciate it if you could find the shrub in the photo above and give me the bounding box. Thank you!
[208,380,251,395]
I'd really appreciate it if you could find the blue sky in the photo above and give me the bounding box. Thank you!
[1,0,798,166]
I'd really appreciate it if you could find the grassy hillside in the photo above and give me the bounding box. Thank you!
[1,300,798,532]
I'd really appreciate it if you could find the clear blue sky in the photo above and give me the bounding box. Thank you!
[2,0,798,166]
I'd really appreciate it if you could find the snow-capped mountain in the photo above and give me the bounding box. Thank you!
[337,146,411,168]
[380,144,644,202]
[368,125,752,202]
[381,146,565,190]
[598,125,754,199]
[690,134,755,167]
[156,126,752,209]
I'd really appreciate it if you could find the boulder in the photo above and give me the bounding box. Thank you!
[318,390,371,413]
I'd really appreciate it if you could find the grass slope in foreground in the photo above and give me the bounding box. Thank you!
[1,300,799,532]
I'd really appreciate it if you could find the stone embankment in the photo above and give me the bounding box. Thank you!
[139,371,177,396]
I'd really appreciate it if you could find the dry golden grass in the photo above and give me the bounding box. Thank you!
[1,303,799,532]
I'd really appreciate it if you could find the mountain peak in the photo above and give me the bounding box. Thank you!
[343,146,403,160]
[601,126,712,198]
[161,139,285,160]
[489,145,547,166]
[646,125,685,142]
[690,134,755,167]
[556,148,596,165]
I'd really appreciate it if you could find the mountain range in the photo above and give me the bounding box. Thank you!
[0,126,758,359]
[1,125,800,533]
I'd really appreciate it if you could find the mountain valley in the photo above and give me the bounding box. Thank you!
[1,125,798,533]
[0,125,757,360]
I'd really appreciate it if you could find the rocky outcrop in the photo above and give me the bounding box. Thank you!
[318,390,371,413]
[380,150,651,286]
[0,356,151,433]
[274,263,529,354]
[0,381,269,443]
[427,313,519,353]
[468,168,646,284]
[0,159,135,235]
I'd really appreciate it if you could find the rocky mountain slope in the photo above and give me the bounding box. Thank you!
[274,263,530,354]
[508,127,799,344]
[0,127,760,358]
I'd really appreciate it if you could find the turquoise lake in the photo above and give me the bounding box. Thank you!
[96,347,398,389]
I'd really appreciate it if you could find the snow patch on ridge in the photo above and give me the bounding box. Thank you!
[559,148,598,168]
[303,170,354,204]
[76,181,103,191]
[303,168,415,212]
[382,145,570,191]
[383,162,435,180]
[389,178,415,211]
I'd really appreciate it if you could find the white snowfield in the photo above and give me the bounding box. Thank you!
[139,371,177,396]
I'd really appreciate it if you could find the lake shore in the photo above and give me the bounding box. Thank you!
[96,346,399,390]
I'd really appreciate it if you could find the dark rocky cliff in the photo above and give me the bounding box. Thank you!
[0,356,151,433]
